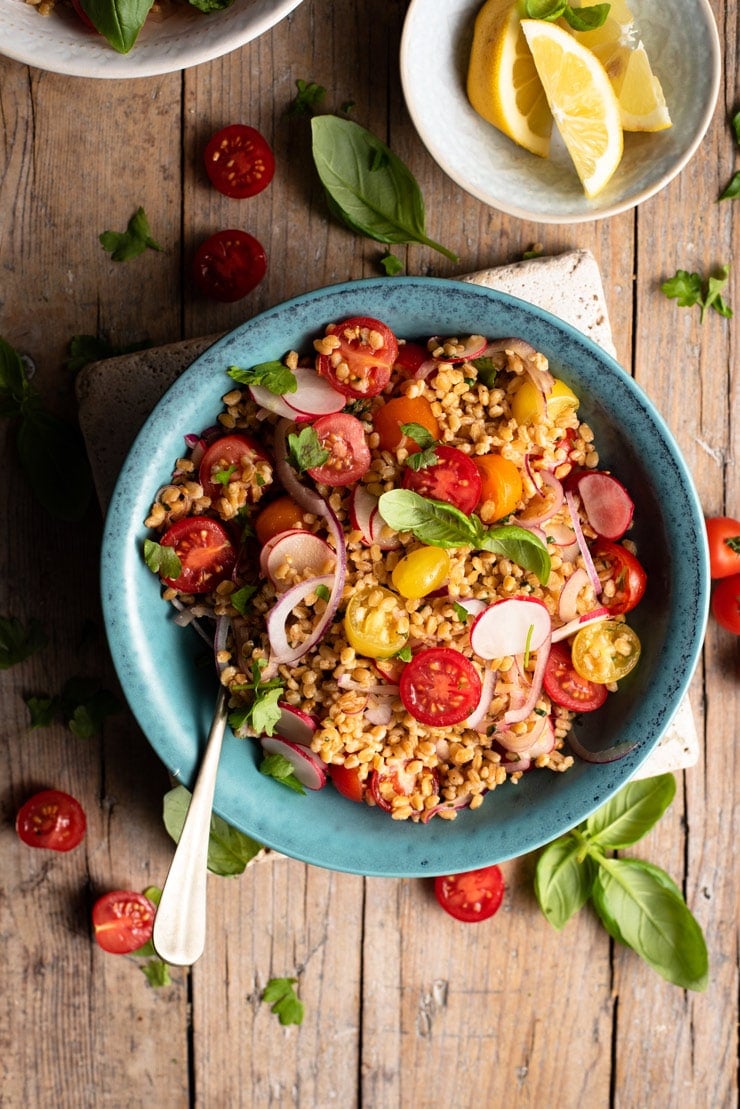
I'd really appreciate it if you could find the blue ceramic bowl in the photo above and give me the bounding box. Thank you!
[101,277,708,876]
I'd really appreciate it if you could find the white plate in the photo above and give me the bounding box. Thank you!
[0,0,303,78]
[400,0,721,223]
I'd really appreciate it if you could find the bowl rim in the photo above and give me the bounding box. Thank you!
[399,0,722,223]
[101,275,709,876]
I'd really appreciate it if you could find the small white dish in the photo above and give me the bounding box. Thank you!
[400,0,721,223]
[0,0,303,79]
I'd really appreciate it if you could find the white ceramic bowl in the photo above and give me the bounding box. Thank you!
[400,0,721,223]
[0,0,303,78]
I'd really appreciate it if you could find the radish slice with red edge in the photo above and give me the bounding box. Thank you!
[349,485,376,543]
[248,383,302,420]
[572,471,634,540]
[565,489,602,596]
[368,505,400,550]
[469,597,551,660]
[260,736,328,789]
[274,703,317,747]
[558,567,591,622]
[265,530,336,590]
[551,606,610,643]
[282,366,346,418]
[259,528,308,580]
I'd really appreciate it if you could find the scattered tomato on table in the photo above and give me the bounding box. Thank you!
[705,517,740,579]
[434,865,506,923]
[16,789,86,852]
[92,890,156,955]
[204,124,275,199]
[711,574,740,635]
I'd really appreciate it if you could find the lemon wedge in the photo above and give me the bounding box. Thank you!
[520,19,623,197]
[467,0,553,158]
[567,0,672,131]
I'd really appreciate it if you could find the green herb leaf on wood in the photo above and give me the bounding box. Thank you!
[163,785,263,876]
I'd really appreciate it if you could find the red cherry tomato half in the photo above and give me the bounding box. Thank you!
[92,891,156,955]
[711,573,740,634]
[306,412,371,486]
[198,433,270,503]
[329,764,365,803]
[393,341,429,377]
[399,647,482,727]
[705,517,740,580]
[16,789,86,852]
[70,0,97,31]
[434,864,505,923]
[160,516,237,594]
[204,124,275,199]
[591,539,647,615]
[402,444,483,515]
[315,316,398,399]
[193,229,266,302]
[543,642,608,712]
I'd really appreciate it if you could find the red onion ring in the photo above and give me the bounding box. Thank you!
[266,573,336,665]
[465,664,497,730]
[565,489,602,596]
[558,567,590,622]
[496,710,550,754]
[567,733,638,763]
[518,469,564,526]
[503,632,551,724]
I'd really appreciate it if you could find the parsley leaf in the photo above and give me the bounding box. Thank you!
[453,602,471,623]
[144,538,182,581]
[401,422,439,471]
[287,78,327,116]
[380,252,404,275]
[230,584,257,615]
[227,360,297,395]
[259,752,306,794]
[661,265,733,322]
[315,583,331,601]
[99,207,163,262]
[229,660,285,737]
[141,959,172,988]
[24,676,121,737]
[163,785,263,876]
[0,615,46,669]
[262,977,304,1025]
[287,425,330,472]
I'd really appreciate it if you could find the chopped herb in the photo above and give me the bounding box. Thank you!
[661,265,733,322]
[227,360,297,395]
[380,252,404,276]
[213,465,237,487]
[0,615,46,669]
[453,602,470,623]
[141,959,172,988]
[287,78,327,116]
[99,207,163,262]
[230,584,257,615]
[259,752,306,794]
[229,660,285,737]
[719,111,740,199]
[287,425,330,472]
[470,356,500,388]
[394,644,413,662]
[144,538,182,581]
[262,977,304,1025]
[315,583,331,601]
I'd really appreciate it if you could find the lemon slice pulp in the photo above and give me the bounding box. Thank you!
[567,0,672,131]
[520,18,624,198]
[467,0,553,158]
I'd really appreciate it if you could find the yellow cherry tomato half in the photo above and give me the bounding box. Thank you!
[512,377,580,425]
[344,586,409,658]
[391,546,451,599]
[474,453,523,520]
[571,620,641,684]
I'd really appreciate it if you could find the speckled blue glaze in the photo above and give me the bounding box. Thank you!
[101,278,709,877]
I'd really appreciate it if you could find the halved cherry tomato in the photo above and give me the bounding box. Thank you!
[16,789,86,852]
[591,540,647,615]
[393,341,429,377]
[344,586,409,659]
[193,229,266,302]
[306,413,371,486]
[571,621,641,684]
[315,316,398,398]
[402,445,482,515]
[543,642,608,712]
[160,517,237,594]
[474,453,523,520]
[254,495,305,546]
[198,433,270,503]
[434,864,505,923]
[711,573,740,634]
[706,517,740,579]
[399,647,481,727]
[369,759,429,812]
[329,764,366,803]
[70,0,96,31]
[203,124,275,199]
[92,891,156,955]
[373,395,440,454]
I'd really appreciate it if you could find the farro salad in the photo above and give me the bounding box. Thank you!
[143,316,646,822]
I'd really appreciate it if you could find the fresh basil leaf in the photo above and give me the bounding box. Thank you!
[478,524,551,584]
[524,0,567,19]
[144,538,182,581]
[81,0,154,53]
[16,408,93,522]
[163,785,263,876]
[259,752,306,794]
[187,0,233,11]
[562,2,610,31]
[535,834,597,930]
[311,116,457,261]
[592,857,708,991]
[378,489,481,548]
[0,615,46,669]
[227,360,297,395]
[287,426,330,472]
[0,336,31,413]
[400,422,436,450]
[586,773,675,849]
[99,206,162,259]
[262,977,304,1025]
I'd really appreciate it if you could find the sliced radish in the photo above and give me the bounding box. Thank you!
[469,597,552,660]
[571,471,634,540]
[282,366,346,418]
[558,567,591,622]
[429,334,487,361]
[260,735,328,790]
[248,383,302,420]
[349,485,376,543]
[259,528,310,580]
[264,530,336,590]
[368,505,401,550]
[454,597,488,620]
[551,606,610,644]
[274,703,317,747]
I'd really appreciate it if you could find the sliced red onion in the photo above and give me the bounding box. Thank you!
[527,716,556,757]
[170,598,216,646]
[420,792,474,823]
[551,606,610,644]
[266,573,336,665]
[364,696,394,726]
[337,674,400,696]
[496,709,549,753]
[518,469,564,526]
[482,338,554,396]
[503,632,551,724]
[412,357,439,381]
[565,489,602,596]
[501,756,531,774]
[429,334,488,362]
[558,567,590,622]
[465,663,497,729]
[567,732,638,763]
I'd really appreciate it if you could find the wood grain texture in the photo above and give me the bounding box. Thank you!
[0,0,737,1105]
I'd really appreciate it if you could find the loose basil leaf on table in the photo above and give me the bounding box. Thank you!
[163,785,263,877]
[585,772,675,850]
[534,834,597,930]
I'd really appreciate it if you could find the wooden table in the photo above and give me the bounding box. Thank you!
[2,2,737,1105]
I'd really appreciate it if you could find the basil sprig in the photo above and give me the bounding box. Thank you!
[523,0,611,31]
[535,774,709,991]
[311,116,457,262]
[378,489,551,583]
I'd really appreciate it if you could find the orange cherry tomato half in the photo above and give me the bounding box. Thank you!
[373,395,440,453]
[16,789,86,852]
[254,495,306,546]
[474,453,523,520]
[434,864,505,922]
[92,891,156,955]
